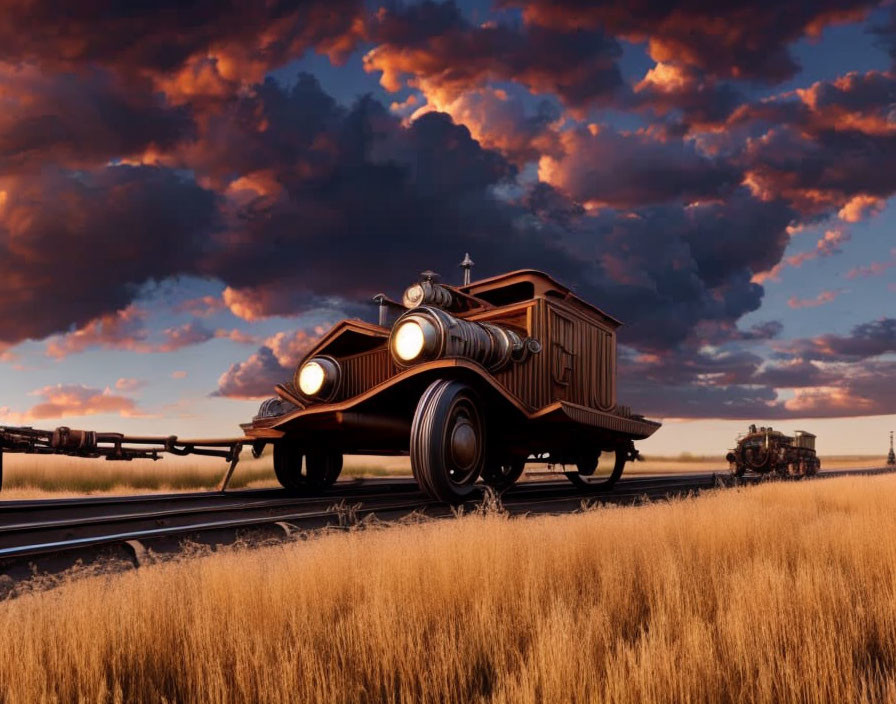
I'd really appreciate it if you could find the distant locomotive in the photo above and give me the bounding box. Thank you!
[726,425,820,478]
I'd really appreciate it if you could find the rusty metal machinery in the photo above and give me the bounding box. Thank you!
[0,425,255,492]
[726,425,820,478]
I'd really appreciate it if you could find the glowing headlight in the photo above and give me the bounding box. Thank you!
[295,356,341,401]
[393,320,426,361]
[298,361,325,396]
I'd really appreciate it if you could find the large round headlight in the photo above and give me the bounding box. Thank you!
[298,361,325,395]
[390,313,441,366]
[393,320,425,361]
[295,356,341,401]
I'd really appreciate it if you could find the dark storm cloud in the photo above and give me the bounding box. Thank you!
[774,318,896,361]
[364,0,623,109]
[618,342,896,419]
[627,64,745,132]
[505,0,875,82]
[541,125,742,207]
[199,75,545,304]
[0,165,219,345]
[732,71,896,211]
[547,188,794,349]
[187,75,790,352]
[0,67,193,168]
[873,6,896,65]
[0,0,364,75]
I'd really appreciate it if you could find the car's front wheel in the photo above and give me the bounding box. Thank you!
[410,379,485,503]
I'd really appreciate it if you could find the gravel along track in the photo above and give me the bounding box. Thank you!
[0,466,891,588]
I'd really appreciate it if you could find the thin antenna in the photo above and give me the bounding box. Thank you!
[460,252,474,286]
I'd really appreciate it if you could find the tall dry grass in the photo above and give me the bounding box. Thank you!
[2,475,896,702]
[0,452,413,500]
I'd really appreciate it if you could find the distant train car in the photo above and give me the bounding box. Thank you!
[244,260,661,502]
[726,424,820,478]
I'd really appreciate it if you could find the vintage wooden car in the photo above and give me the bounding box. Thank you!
[243,260,661,502]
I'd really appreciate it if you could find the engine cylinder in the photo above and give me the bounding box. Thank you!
[390,306,538,371]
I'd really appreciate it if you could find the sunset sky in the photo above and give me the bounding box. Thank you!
[0,0,894,456]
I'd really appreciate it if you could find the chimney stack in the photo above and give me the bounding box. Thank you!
[460,252,474,286]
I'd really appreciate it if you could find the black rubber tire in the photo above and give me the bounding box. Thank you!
[565,447,625,491]
[305,451,343,488]
[273,441,306,490]
[410,379,485,504]
[481,454,526,489]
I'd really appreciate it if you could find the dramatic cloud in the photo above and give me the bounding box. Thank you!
[0,65,193,169]
[1,1,892,424]
[364,1,622,110]
[405,87,562,165]
[0,166,218,346]
[774,318,896,361]
[215,328,324,399]
[507,0,874,82]
[629,63,743,131]
[21,384,146,420]
[0,1,364,83]
[754,229,852,283]
[739,72,896,214]
[538,125,741,207]
[45,307,149,359]
[215,347,291,400]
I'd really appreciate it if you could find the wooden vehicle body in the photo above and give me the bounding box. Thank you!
[244,267,661,502]
[726,425,820,478]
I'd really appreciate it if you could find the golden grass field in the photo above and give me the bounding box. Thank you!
[0,450,885,500]
[2,474,896,702]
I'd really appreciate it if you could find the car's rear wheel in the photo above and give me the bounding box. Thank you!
[273,440,306,490]
[305,450,343,488]
[481,452,526,489]
[564,446,626,491]
[273,441,342,491]
[411,379,485,503]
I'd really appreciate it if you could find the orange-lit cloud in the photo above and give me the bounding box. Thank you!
[846,249,896,279]
[787,290,842,309]
[114,377,146,392]
[46,306,150,359]
[22,384,147,420]
[175,295,227,318]
[216,327,328,399]
[838,194,885,222]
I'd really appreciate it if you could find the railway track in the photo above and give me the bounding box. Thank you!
[0,466,892,587]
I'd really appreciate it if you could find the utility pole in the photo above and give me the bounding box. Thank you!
[888,431,895,467]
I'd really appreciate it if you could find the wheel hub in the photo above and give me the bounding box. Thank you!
[449,419,477,470]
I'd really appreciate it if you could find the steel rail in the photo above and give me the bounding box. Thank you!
[0,466,890,583]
